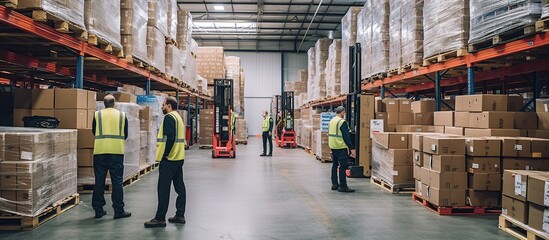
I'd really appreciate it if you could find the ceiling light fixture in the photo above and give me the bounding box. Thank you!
[213,5,224,11]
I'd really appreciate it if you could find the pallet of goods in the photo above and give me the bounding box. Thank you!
[388,0,423,75]
[84,0,124,57]
[358,0,390,81]
[121,0,149,66]
[340,6,361,95]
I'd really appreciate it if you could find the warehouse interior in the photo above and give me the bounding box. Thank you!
[0,0,548,239]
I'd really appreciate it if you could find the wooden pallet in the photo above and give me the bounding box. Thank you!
[139,163,159,177]
[535,18,549,33]
[124,55,149,69]
[0,0,16,8]
[166,37,178,47]
[0,193,79,231]
[423,48,468,66]
[24,9,88,41]
[88,34,124,58]
[77,172,140,194]
[236,141,248,145]
[399,62,421,74]
[199,145,213,149]
[387,67,399,77]
[364,72,387,82]
[370,176,414,194]
[499,214,549,240]
[412,192,502,215]
[468,25,536,52]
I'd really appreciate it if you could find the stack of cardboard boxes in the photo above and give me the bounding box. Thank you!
[225,56,243,114]
[313,112,334,161]
[285,69,307,108]
[199,109,214,146]
[358,95,375,176]
[502,170,549,234]
[307,39,332,102]
[197,47,226,85]
[325,40,341,98]
[235,117,248,143]
[120,0,149,65]
[372,132,414,187]
[376,98,413,132]
[466,138,502,207]
[340,7,362,95]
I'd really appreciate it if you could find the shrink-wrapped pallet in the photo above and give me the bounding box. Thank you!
[423,0,470,58]
[182,50,198,90]
[177,10,193,50]
[197,47,226,84]
[314,130,331,161]
[0,128,78,217]
[18,0,85,30]
[235,118,248,143]
[325,40,341,98]
[469,0,541,44]
[147,0,168,37]
[543,0,549,19]
[197,75,209,95]
[363,0,390,78]
[147,26,166,73]
[166,44,182,81]
[357,7,369,80]
[341,7,362,95]
[120,0,149,64]
[137,95,165,165]
[167,0,178,41]
[372,138,414,186]
[307,47,316,102]
[315,39,332,100]
[389,0,424,70]
[84,0,122,50]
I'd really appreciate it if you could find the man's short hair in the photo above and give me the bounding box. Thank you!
[166,96,178,110]
[104,94,115,108]
[335,106,345,114]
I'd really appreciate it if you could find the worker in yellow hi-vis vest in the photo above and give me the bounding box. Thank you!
[328,106,356,193]
[261,111,274,157]
[91,94,131,219]
[145,96,187,228]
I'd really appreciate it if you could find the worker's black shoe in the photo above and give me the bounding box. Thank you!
[144,218,167,228]
[267,153,272,156]
[260,153,267,157]
[168,215,186,224]
[338,187,355,193]
[331,184,339,191]
[114,211,132,219]
[94,210,107,219]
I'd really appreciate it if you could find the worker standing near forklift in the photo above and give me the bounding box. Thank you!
[260,111,274,157]
[285,112,293,130]
[328,106,356,193]
[145,97,187,228]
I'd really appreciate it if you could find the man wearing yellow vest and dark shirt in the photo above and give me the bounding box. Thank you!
[91,95,132,219]
[145,97,187,228]
[328,106,356,193]
[260,111,273,157]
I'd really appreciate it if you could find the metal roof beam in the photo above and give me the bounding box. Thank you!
[187,11,345,16]
[178,2,364,7]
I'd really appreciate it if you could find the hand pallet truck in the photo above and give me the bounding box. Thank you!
[273,91,297,148]
[212,79,236,158]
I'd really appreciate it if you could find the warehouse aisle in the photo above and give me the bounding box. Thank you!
[0,138,512,240]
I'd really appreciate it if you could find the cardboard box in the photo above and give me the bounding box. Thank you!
[13,88,32,109]
[503,170,535,202]
[527,203,548,233]
[414,165,422,180]
[530,138,549,158]
[375,98,385,112]
[455,112,470,127]
[538,112,549,130]
[77,148,94,167]
[384,99,400,112]
[55,89,87,109]
[466,138,501,157]
[445,126,464,136]
[502,158,548,171]
[396,125,436,133]
[390,165,414,184]
[399,99,412,113]
[527,173,549,207]
[31,109,55,117]
[502,195,528,224]
[434,111,454,126]
[13,109,31,127]
[422,169,467,190]
[434,126,445,133]
[0,175,17,189]
[413,150,423,166]
[389,149,413,166]
[508,95,524,112]
[456,94,508,112]
[1,190,17,212]
[513,112,538,130]
[398,113,414,125]
[470,112,514,129]
[112,92,137,103]
[372,133,409,149]
[54,109,87,129]
[387,113,399,125]
[468,173,501,191]
[422,136,466,155]
[467,190,500,207]
[464,128,524,138]
[31,89,55,109]
[467,157,501,173]
[411,100,436,113]
[413,113,434,125]
[527,130,549,139]
[87,109,94,128]
[501,138,531,158]
[416,180,423,196]
[536,99,549,112]
[360,94,375,120]
[423,154,466,173]
[424,185,466,207]
[77,128,95,148]
[87,91,97,110]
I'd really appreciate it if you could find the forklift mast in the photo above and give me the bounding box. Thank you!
[346,43,364,177]
[214,79,234,142]
[272,95,281,124]
[281,91,294,129]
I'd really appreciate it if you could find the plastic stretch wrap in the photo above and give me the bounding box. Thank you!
[325,40,341,98]
[314,130,330,160]
[166,44,182,81]
[18,0,85,30]
[469,0,541,44]
[167,0,178,41]
[362,0,390,78]
[372,140,414,186]
[314,39,331,100]
[148,0,168,37]
[139,131,148,168]
[340,7,362,95]
[197,47,226,84]
[423,0,470,58]
[84,0,122,50]
[389,0,402,70]
[147,26,166,72]
[307,47,316,102]
[235,118,248,142]
[137,95,165,165]
[225,56,241,110]
[0,127,77,217]
[177,10,193,50]
[120,0,149,64]
[197,75,209,95]
[390,0,424,70]
[543,0,549,18]
[357,7,370,80]
[182,50,198,90]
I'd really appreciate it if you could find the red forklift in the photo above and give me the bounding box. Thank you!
[212,79,236,158]
[273,91,297,148]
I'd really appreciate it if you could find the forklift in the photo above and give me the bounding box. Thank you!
[212,79,236,158]
[346,43,368,178]
[273,91,297,148]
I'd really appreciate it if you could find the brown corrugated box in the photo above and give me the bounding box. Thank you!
[422,136,465,155]
[469,112,514,129]
[422,168,467,190]
[375,98,385,112]
[502,158,549,171]
[423,154,465,173]
[383,98,400,112]
[507,95,524,112]
[530,138,549,158]
[31,89,55,109]
[445,126,464,136]
[502,195,528,224]
[527,203,547,232]
[513,112,538,130]
[31,109,54,117]
[526,172,549,207]
[538,112,549,129]
[413,164,422,180]
[55,89,88,109]
[13,88,32,109]
[112,92,137,103]
[54,109,88,129]
[411,100,436,113]
[77,128,94,148]
[527,130,549,139]
[467,190,500,207]
[455,94,508,112]
[434,111,454,126]
[398,113,413,125]
[423,184,466,207]
[77,148,94,167]
[502,170,538,202]
[501,138,531,158]
[455,112,470,127]
[88,91,97,110]
[466,138,501,157]
[413,150,423,166]
[413,113,434,125]
[399,99,412,113]
[464,128,525,137]
[372,132,409,149]
[536,99,549,112]
[387,112,399,125]
[468,173,501,191]
[467,157,501,173]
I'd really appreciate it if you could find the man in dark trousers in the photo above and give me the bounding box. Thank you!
[260,111,273,157]
[328,106,356,192]
[91,94,132,219]
[145,96,187,228]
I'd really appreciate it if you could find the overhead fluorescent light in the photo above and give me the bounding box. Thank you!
[193,22,257,33]
[213,5,224,11]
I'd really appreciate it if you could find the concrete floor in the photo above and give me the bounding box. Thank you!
[0,137,513,240]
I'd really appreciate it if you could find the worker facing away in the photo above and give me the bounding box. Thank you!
[145,97,187,228]
[91,95,132,219]
[260,111,274,157]
[285,112,293,130]
[328,106,356,193]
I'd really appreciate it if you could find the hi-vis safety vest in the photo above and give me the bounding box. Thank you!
[262,116,271,132]
[285,115,293,129]
[328,116,348,150]
[156,111,185,161]
[93,108,126,155]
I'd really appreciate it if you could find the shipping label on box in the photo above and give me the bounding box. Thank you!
[370,119,384,138]
[422,136,465,155]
